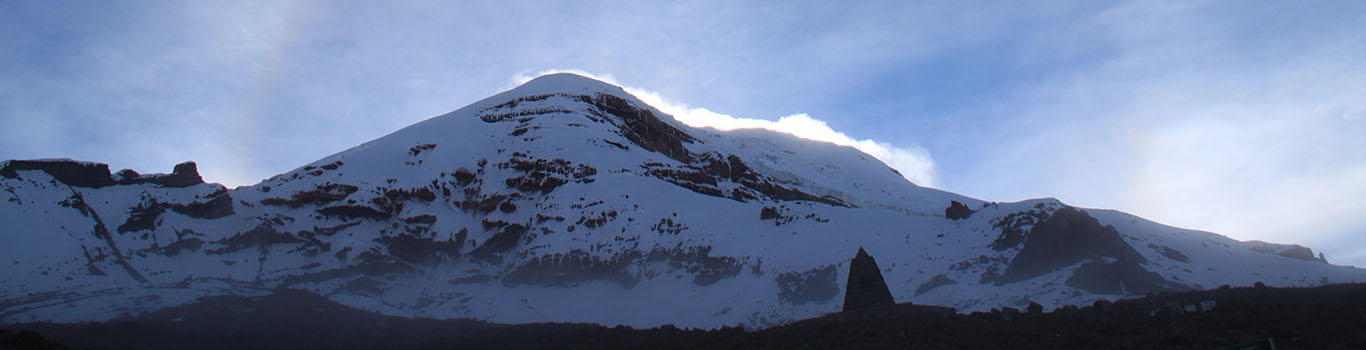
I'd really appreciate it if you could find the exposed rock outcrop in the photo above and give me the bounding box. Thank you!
[2,159,208,188]
[915,274,958,296]
[1249,243,1326,263]
[1148,244,1190,263]
[114,161,205,187]
[776,265,839,305]
[992,207,1148,284]
[1065,259,1188,295]
[945,200,973,220]
[589,93,699,163]
[502,249,643,288]
[1,159,114,187]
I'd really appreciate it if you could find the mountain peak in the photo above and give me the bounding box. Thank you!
[6,72,1364,332]
[506,72,630,99]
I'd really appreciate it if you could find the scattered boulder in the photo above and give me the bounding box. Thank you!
[843,247,896,312]
[759,207,780,220]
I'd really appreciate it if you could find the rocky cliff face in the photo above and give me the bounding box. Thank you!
[2,73,1364,329]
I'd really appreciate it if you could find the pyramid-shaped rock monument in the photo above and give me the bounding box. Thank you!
[843,247,897,312]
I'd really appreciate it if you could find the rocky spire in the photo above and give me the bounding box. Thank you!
[843,247,896,312]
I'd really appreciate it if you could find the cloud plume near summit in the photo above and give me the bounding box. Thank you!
[513,70,938,187]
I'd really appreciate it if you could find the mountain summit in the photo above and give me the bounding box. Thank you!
[2,73,1362,329]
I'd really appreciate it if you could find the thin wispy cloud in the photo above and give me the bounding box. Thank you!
[513,69,938,187]
[943,1,1366,265]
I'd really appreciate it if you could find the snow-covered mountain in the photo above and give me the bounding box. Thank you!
[3,73,1363,329]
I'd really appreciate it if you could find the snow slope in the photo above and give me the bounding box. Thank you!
[3,73,1363,329]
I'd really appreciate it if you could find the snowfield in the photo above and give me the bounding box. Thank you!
[3,73,1363,329]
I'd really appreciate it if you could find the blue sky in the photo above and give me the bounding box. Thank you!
[3,1,1364,266]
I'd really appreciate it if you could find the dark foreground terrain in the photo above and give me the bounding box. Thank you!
[4,283,1365,349]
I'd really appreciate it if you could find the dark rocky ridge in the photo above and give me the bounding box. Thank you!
[477,93,850,208]
[1249,242,1330,263]
[1,159,115,187]
[993,207,1146,281]
[9,283,1366,349]
[116,194,236,233]
[1,159,206,188]
[980,206,1190,294]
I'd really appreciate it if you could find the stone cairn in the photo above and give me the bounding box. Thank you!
[843,247,896,312]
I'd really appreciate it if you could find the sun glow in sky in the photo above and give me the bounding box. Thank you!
[2,1,1364,266]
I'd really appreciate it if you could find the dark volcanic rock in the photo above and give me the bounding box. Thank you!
[1249,243,1326,263]
[944,200,973,220]
[1,159,114,188]
[503,249,643,288]
[118,194,236,234]
[988,208,1051,251]
[206,224,309,255]
[117,202,166,233]
[994,207,1148,284]
[112,161,206,187]
[317,205,391,220]
[1148,243,1190,263]
[376,233,461,265]
[646,246,743,286]
[915,274,958,296]
[468,223,528,261]
[151,161,205,187]
[759,206,780,220]
[1065,259,1188,294]
[146,238,205,256]
[589,93,698,163]
[173,194,235,219]
[843,247,896,312]
[776,265,839,305]
[262,183,359,208]
[1276,245,1320,262]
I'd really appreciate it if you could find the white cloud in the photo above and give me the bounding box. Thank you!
[945,1,1366,265]
[513,69,938,187]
